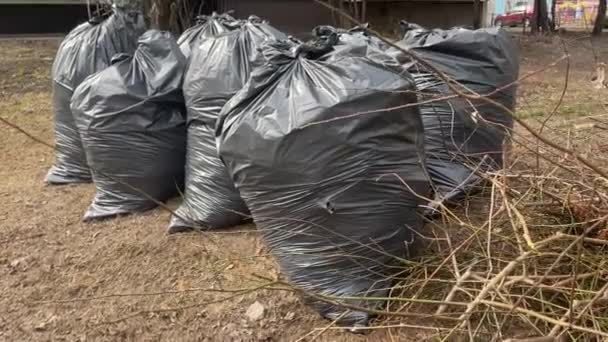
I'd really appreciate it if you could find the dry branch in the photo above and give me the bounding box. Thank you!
[2,2,608,338]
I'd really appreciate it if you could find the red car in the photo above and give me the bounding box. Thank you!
[494,1,533,27]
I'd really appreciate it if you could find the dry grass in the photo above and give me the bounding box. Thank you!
[357,33,608,340]
[1,31,608,341]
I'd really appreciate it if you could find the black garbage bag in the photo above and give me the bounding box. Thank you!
[71,30,187,221]
[168,17,287,233]
[311,25,399,70]
[313,25,385,48]
[177,12,240,59]
[46,4,146,185]
[217,36,429,326]
[391,22,519,209]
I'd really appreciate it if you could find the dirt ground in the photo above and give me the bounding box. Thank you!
[0,32,607,342]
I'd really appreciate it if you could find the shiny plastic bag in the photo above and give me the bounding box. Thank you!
[177,12,240,59]
[71,30,187,221]
[217,34,429,326]
[46,4,146,185]
[168,17,286,233]
[392,22,519,209]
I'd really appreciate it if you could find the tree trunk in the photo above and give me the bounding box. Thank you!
[156,1,173,31]
[142,0,202,34]
[361,0,367,22]
[338,0,346,28]
[473,0,481,29]
[330,0,338,27]
[550,0,557,31]
[593,0,607,36]
[531,0,550,34]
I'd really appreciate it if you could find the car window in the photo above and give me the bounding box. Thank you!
[511,1,529,10]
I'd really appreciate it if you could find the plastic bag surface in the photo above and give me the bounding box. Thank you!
[168,17,286,233]
[71,30,187,221]
[177,12,240,59]
[217,35,429,326]
[46,5,146,184]
[391,22,519,207]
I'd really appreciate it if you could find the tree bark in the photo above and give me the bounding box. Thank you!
[338,0,346,28]
[143,0,202,34]
[473,0,481,29]
[361,0,367,22]
[531,0,550,34]
[550,0,557,31]
[593,0,607,36]
[330,0,338,27]
[353,0,359,22]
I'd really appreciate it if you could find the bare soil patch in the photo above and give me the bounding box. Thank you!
[1,32,607,341]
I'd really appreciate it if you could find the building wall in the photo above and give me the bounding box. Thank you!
[0,1,484,36]
[495,0,507,15]
[220,0,482,39]
[366,1,479,36]
[220,0,335,39]
[0,0,84,3]
[0,4,89,34]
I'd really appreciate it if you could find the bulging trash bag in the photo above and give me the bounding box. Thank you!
[391,22,519,208]
[169,16,287,233]
[311,25,396,68]
[217,35,429,326]
[313,25,386,49]
[46,4,146,185]
[177,12,240,59]
[71,30,187,221]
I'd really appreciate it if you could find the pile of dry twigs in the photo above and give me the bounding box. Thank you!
[298,5,608,339]
[379,125,608,340]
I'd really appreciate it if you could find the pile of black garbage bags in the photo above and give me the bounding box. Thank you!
[47,3,519,326]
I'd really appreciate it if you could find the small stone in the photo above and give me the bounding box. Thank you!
[10,257,28,268]
[246,301,265,322]
[222,323,236,332]
[284,312,295,321]
[34,322,47,331]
